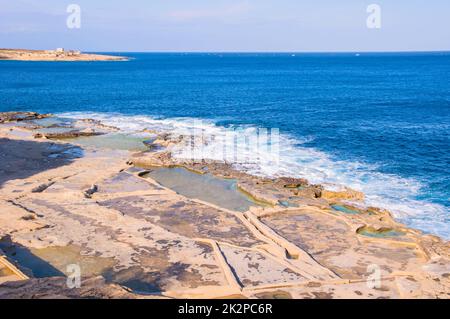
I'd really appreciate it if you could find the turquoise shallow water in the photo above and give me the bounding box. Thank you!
[331,205,360,215]
[145,167,258,212]
[0,52,449,238]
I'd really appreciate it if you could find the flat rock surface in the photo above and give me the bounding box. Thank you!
[260,210,424,279]
[0,113,449,299]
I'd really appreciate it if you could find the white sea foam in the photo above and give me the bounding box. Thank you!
[60,112,449,239]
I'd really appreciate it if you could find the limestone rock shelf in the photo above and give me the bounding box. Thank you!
[0,112,448,299]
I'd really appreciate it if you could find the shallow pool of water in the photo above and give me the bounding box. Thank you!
[72,133,152,151]
[331,204,360,215]
[144,167,261,212]
[357,227,405,238]
[32,117,75,128]
[0,244,115,278]
[36,126,76,135]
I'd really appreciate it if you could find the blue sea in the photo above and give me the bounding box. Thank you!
[1,52,449,238]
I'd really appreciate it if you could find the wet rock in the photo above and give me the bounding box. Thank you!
[276,177,309,188]
[137,170,152,177]
[142,137,158,149]
[0,112,51,124]
[34,130,104,139]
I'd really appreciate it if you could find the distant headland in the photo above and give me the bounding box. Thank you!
[0,48,128,62]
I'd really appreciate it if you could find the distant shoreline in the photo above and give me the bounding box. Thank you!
[68,50,450,54]
[0,49,128,62]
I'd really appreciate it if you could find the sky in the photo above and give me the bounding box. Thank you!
[1,0,449,52]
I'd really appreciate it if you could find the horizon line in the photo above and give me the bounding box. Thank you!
[86,50,450,54]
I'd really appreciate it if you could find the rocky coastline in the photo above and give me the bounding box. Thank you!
[0,112,448,299]
[0,49,127,62]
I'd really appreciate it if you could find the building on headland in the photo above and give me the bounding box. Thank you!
[67,50,81,56]
[44,48,81,56]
